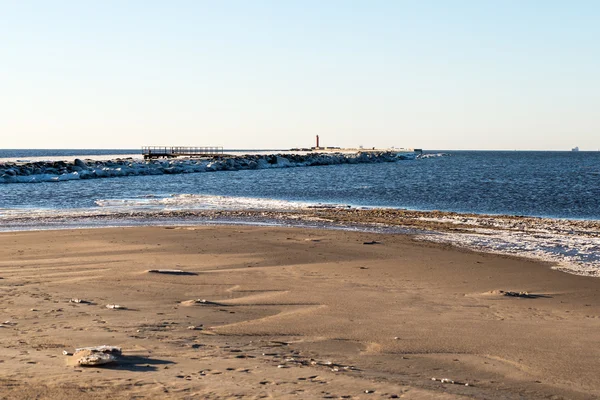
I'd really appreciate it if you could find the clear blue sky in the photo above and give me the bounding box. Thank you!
[1,1,598,150]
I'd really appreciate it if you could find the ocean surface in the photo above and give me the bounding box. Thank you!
[0,149,140,160]
[1,149,599,220]
[1,149,600,277]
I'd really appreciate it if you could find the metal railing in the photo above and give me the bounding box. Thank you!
[142,146,224,159]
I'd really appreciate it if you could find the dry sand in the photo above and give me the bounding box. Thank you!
[1,226,599,399]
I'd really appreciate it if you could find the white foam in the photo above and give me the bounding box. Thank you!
[94,194,314,211]
[417,153,449,159]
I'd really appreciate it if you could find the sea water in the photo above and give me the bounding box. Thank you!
[1,150,599,220]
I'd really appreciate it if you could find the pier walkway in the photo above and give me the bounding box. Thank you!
[142,146,224,159]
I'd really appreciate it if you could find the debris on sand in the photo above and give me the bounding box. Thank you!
[500,290,535,298]
[69,346,122,367]
[147,269,197,275]
[187,325,203,330]
[181,299,223,306]
[69,298,91,304]
[431,377,471,386]
[106,304,126,309]
[77,352,117,366]
[74,346,122,355]
[363,241,381,245]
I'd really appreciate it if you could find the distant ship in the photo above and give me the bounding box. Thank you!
[572,146,580,152]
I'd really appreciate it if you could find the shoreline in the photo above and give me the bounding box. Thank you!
[1,225,599,399]
[2,207,599,278]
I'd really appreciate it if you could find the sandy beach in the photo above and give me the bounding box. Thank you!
[1,225,600,399]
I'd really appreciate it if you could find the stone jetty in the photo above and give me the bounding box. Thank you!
[0,151,415,184]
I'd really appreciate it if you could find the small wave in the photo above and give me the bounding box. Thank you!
[94,194,314,211]
[417,153,450,159]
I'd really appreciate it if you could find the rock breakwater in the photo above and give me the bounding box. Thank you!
[0,152,413,184]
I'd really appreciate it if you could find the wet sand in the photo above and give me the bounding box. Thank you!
[1,226,600,399]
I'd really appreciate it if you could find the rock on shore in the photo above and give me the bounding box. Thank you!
[0,152,415,184]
